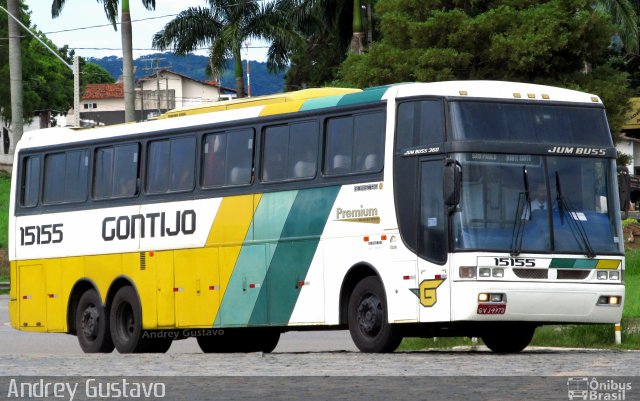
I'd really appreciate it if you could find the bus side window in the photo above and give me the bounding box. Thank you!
[20,156,40,208]
[202,133,227,188]
[43,150,89,205]
[147,137,195,193]
[396,100,444,150]
[226,129,254,186]
[325,116,353,175]
[354,112,384,173]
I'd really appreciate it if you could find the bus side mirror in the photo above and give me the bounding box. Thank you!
[444,159,461,207]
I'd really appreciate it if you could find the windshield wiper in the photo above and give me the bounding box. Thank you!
[555,172,596,258]
[510,166,531,256]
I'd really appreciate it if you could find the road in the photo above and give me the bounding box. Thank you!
[2,294,640,400]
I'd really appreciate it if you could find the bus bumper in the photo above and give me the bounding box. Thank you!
[451,282,624,323]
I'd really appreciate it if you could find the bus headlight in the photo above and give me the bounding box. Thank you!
[609,271,620,280]
[492,268,504,278]
[597,271,608,280]
[479,268,491,278]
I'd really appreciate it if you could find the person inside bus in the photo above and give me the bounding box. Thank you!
[530,182,548,212]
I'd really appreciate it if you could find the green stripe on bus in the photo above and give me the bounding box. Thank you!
[249,186,340,326]
[214,191,298,327]
[549,259,599,268]
[549,259,576,268]
[336,86,388,106]
[299,95,345,111]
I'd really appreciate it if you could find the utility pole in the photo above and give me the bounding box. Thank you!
[142,58,170,116]
[7,0,23,154]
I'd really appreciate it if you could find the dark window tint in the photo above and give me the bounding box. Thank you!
[226,129,254,185]
[20,156,40,207]
[325,111,385,176]
[43,150,88,204]
[396,100,445,150]
[262,121,318,182]
[263,125,289,181]
[450,101,612,146]
[202,129,254,187]
[202,133,227,188]
[94,144,139,199]
[419,159,447,264]
[147,137,195,193]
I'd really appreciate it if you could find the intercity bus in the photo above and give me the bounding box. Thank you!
[8,82,624,353]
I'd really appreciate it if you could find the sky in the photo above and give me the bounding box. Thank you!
[22,0,270,61]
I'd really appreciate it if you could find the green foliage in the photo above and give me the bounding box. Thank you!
[338,0,631,141]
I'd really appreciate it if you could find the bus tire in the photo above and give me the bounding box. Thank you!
[75,289,114,353]
[348,276,402,353]
[481,324,536,353]
[110,286,145,353]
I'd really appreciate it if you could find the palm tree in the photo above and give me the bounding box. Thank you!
[152,0,300,98]
[597,0,639,54]
[51,0,156,122]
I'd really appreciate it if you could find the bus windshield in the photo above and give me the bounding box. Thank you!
[451,153,623,255]
[450,101,613,146]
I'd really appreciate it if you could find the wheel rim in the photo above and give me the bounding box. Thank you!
[81,305,100,340]
[356,293,383,337]
[116,302,135,341]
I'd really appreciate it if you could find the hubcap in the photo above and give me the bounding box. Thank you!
[117,303,135,340]
[81,306,100,339]
[357,294,382,337]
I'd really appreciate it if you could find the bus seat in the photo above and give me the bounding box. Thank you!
[229,167,250,184]
[333,155,351,172]
[363,154,378,171]
[293,161,315,178]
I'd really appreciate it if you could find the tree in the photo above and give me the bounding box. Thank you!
[597,0,639,54]
[51,0,156,122]
[284,0,379,90]
[152,0,300,98]
[337,0,631,141]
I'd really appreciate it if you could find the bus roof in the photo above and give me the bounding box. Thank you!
[16,81,602,151]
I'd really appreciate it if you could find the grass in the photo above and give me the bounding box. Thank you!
[399,247,640,351]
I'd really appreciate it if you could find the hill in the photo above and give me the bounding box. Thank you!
[87,53,285,96]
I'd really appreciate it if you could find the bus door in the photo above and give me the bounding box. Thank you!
[417,159,451,323]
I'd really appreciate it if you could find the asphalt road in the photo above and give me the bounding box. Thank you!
[3,294,640,400]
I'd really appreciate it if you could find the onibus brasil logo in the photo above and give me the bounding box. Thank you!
[567,377,632,400]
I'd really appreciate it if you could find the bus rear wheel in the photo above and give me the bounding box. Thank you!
[348,276,402,353]
[481,324,536,353]
[75,289,114,353]
[110,286,146,353]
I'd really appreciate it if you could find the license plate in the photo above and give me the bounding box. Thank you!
[477,304,506,315]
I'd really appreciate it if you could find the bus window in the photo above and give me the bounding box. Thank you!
[262,125,289,181]
[396,100,445,150]
[20,156,40,207]
[147,137,195,193]
[325,111,385,176]
[289,121,318,179]
[354,112,384,172]
[226,129,254,186]
[202,133,227,188]
[43,150,88,204]
[94,144,139,199]
[262,121,318,182]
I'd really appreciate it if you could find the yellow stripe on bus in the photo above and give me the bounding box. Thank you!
[259,100,305,116]
[596,259,620,269]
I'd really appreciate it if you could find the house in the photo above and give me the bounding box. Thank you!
[80,70,235,125]
[137,69,235,121]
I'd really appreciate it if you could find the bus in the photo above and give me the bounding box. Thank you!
[8,81,624,354]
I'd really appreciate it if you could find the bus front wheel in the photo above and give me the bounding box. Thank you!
[481,324,536,353]
[110,286,146,353]
[348,276,402,353]
[75,289,114,353]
